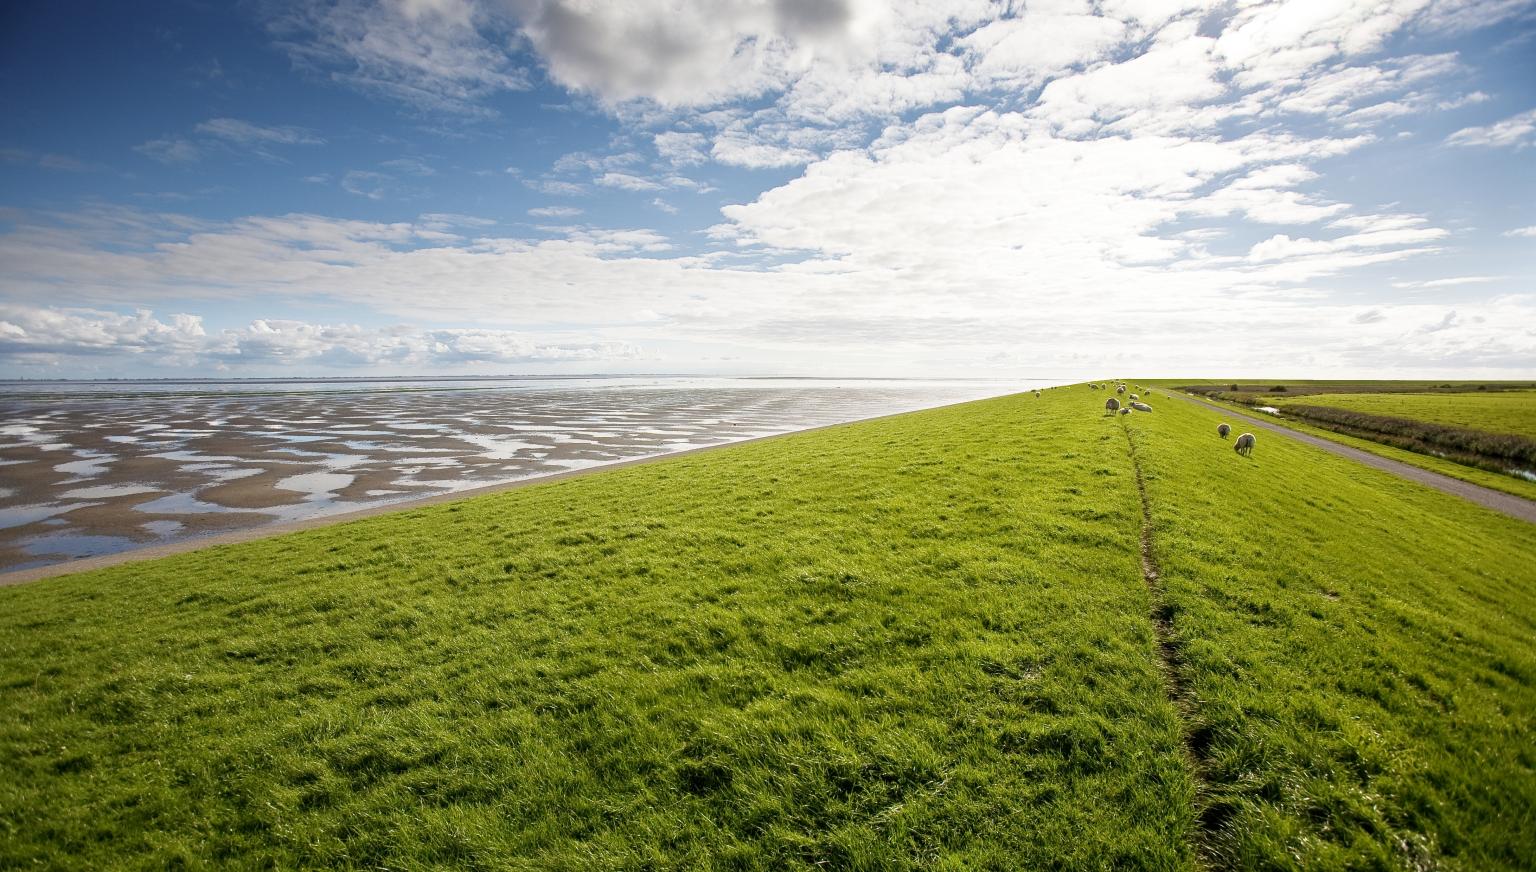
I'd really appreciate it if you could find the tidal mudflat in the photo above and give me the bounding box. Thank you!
[0,377,1027,571]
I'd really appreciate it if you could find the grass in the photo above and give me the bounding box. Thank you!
[1280,390,1536,438]
[1160,385,1536,501]
[1122,394,1536,868]
[2,386,1534,869]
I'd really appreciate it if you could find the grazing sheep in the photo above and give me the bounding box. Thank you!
[1104,397,1121,414]
[1120,407,1132,415]
[1234,432,1256,456]
[1129,393,1139,400]
[1116,385,1126,394]
[1130,402,1152,412]
[1217,423,1231,438]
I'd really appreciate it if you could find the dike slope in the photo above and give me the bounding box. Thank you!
[2,387,1532,869]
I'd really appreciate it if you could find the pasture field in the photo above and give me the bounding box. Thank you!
[2,387,1534,869]
[1278,389,1536,438]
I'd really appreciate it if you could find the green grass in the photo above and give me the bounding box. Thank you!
[2,386,1534,869]
[1123,394,1536,868]
[1278,390,1536,438]
[1170,389,1536,502]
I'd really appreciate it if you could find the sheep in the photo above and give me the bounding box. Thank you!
[1120,407,1132,415]
[1234,432,1256,456]
[1217,423,1230,439]
[1130,402,1152,412]
[1104,397,1121,415]
[1129,393,1139,400]
[1116,385,1126,394]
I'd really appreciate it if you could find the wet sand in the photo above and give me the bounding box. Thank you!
[0,379,1027,573]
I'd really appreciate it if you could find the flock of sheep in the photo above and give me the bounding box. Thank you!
[1089,381,1256,456]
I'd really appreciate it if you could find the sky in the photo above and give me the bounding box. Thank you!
[1,0,1534,380]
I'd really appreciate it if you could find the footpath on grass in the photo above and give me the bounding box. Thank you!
[2,386,1534,869]
[1169,390,1536,523]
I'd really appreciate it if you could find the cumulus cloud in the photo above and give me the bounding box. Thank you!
[0,304,641,370]
[13,1,1536,375]
[1505,225,1536,238]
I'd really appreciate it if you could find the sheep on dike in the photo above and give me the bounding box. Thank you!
[1234,432,1256,456]
[1119,407,1132,415]
[1104,397,1121,415]
[1217,423,1231,438]
[1130,402,1152,412]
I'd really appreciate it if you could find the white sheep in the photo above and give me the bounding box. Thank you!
[1105,397,1121,415]
[1116,385,1126,394]
[1217,423,1231,438]
[1130,402,1152,412]
[1234,432,1256,456]
[1119,407,1132,415]
[1129,393,1139,400]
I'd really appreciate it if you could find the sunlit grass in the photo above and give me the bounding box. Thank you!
[2,386,1532,869]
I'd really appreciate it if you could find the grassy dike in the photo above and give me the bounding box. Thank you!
[1,392,1195,869]
[3,387,1534,869]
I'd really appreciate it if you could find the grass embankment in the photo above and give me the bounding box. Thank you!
[0,393,1196,869]
[3,388,1535,869]
[1123,396,1536,868]
[1162,382,1536,501]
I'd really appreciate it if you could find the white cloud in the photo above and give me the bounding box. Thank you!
[1504,225,1536,238]
[1445,108,1536,148]
[594,172,664,191]
[0,304,641,370]
[523,178,589,196]
[528,206,584,217]
[1390,275,1504,289]
[195,118,325,146]
[653,131,709,165]
[135,137,201,164]
[272,0,529,114]
[961,12,1127,90]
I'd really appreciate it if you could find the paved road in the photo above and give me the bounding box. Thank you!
[1169,391,1536,525]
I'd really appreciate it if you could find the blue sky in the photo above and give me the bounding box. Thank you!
[1,0,1534,378]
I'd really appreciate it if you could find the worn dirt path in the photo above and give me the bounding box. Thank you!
[1168,391,1536,525]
